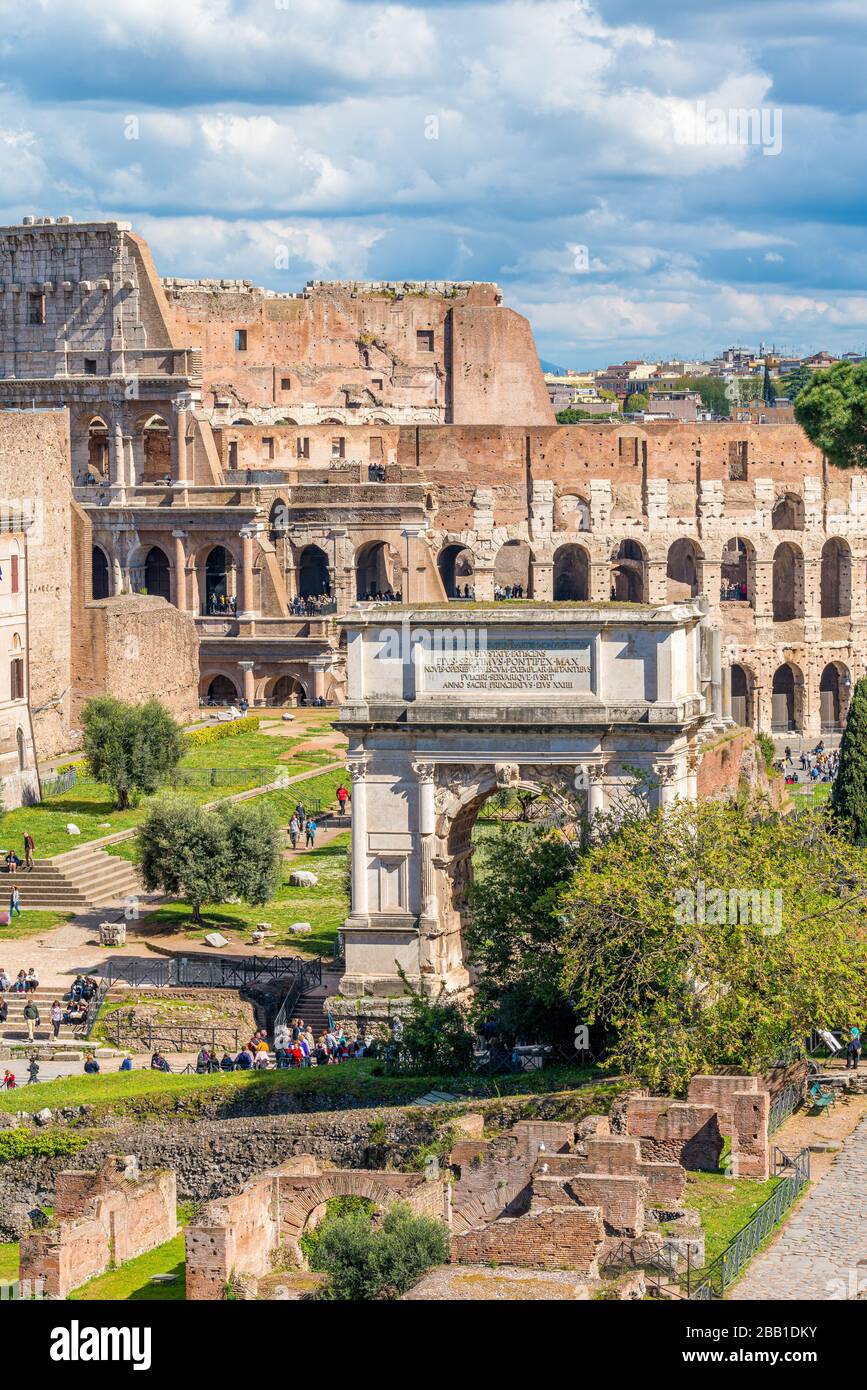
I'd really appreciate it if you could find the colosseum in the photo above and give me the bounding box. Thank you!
[0,214,858,741]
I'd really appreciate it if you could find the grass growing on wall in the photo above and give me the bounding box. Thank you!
[69,1233,186,1302]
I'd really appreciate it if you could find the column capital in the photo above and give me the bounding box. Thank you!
[412,760,437,782]
[653,761,677,783]
[171,528,187,540]
[238,660,255,672]
[346,758,368,783]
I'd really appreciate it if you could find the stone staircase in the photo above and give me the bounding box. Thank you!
[8,845,141,913]
[0,987,83,1043]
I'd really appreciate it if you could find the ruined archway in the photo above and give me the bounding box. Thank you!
[142,545,170,601]
[772,494,804,531]
[355,541,398,600]
[772,543,803,621]
[205,546,237,614]
[298,544,330,598]
[729,663,753,728]
[493,540,531,595]
[819,662,850,731]
[820,538,851,618]
[666,539,703,601]
[610,539,646,603]
[553,544,589,601]
[206,674,238,705]
[438,544,475,599]
[91,545,111,600]
[269,674,307,706]
[721,537,754,606]
[771,662,803,732]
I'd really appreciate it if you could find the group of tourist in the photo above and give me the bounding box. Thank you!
[0,966,39,992]
[367,463,387,482]
[287,800,318,849]
[779,741,840,784]
[289,593,335,617]
[720,578,748,602]
[3,832,35,873]
[451,585,477,600]
[205,593,238,616]
[273,1017,368,1067]
[360,588,402,602]
[494,583,524,600]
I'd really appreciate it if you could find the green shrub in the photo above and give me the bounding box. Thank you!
[755,732,776,772]
[300,1195,376,1262]
[309,1201,450,1300]
[183,717,261,749]
[0,1129,90,1164]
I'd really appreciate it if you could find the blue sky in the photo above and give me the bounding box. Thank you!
[0,0,864,367]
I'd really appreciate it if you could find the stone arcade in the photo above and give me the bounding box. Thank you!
[336,598,723,1000]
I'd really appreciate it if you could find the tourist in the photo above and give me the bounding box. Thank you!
[294,802,306,826]
[220,1051,235,1072]
[314,1035,329,1066]
[253,1046,269,1069]
[119,1054,133,1072]
[25,966,38,992]
[9,886,21,921]
[235,1045,254,1070]
[195,1045,210,1074]
[288,815,300,850]
[23,997,40,1041]
[0,968,10,992]
[846,1025,862,1071]
[23,832,35,871]
[336,783,349,814]
[2,1069,16,1090]
[27,1057,39,1085]
[305,816,317,848]
[83,1052,100,1074]
[50,1000,63,1039]
[12,970,26,993]
[0,997,7,1025]
[4,850,20,875]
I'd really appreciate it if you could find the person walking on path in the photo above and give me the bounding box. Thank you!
[23,832,34,872]
[23,997,40,1041]
[288,815,300,850]
[305,816,317,849]
[50,1001,63,1040]
[846,1025,862,1070]
[9,886,20,921]
[336,784,349,814]
[27,1056,39,1085]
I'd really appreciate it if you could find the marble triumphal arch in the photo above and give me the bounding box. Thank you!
[337,599,725,1001]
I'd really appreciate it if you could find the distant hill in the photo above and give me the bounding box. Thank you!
[539,358,568,375]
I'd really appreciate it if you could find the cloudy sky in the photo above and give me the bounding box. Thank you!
[0,0,865,367]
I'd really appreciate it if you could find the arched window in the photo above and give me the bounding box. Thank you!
[10,657,25,701]
[143,546,171,601]
[553,544,589,601]
[666,539,702,601]
[771,663,801,731]
[610,540,646,603]
[438,544,475,599]
[820,663,849,731]
[355,542,397,600]
[772,543,804,621]
[298,545,330,597]
[721,538,753,605]
[493,540,531,595]
[92,546,110,600]
[206,674,238,704]
[270,675,306,706]
[772,494,804,531]
[820,538,851,618]
[730,664,752,727]
[204,547,237,614]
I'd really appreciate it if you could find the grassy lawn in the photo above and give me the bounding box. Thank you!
[142,831,349,955]
[790,781,833,810]
[0,909,73,940]
[685,1169,784,1269]
[0,1057,610,1118]
[0,734,345,861]
[0,1242,17,1282]
[69,1233,186,1302]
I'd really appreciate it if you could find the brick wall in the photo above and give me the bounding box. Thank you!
[451,1205,604,1275]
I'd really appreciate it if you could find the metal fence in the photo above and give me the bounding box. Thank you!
[768,1081,803,1134]
[162,766,277,790]
[40,767,77,799]
[272,957,327,1038]
[99,954,321,991]
[381,1041,586,1077]
[689,1147,811,1300]
[104,1018,251,1054]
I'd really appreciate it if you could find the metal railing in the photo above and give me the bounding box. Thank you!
[272,957,325,1039]
[768,1081,803,1134]
[601,1239,692,1299]
[41,767,77,798]
[381,1040,585,1077]
[689,1147,811,1300]
[77,978,109,1042]
[99,954,320,990]
[104,1019,250,1054]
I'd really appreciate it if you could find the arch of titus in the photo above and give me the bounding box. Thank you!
[337,599,724,1000]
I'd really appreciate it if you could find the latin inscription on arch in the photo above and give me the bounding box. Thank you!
[424,635,593,695]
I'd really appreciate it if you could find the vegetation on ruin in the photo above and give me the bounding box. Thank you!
[624,392,649,412]
[69,1233,187,1302]
[755,731,776,773]
[144,829,350,954]
[0,1128,90,1163]
[795,359,867,470]
[299,1194,376,1263]
[139,794,283,924]
[830,674,867,841]
[683,1170,786,1270]
[82,697,184,810]
[306,1200,450,1300]
[0,1242,17,1282]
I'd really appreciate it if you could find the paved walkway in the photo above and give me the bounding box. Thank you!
[731,1114,867,1300]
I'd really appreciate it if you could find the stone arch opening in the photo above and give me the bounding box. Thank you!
[730,663,753,728]
[772,494,804,531]
[136,414,172,484]
[820,662,850,731]
[771,662,803,732]
[269,674,307,706]
[205,546,237,615]
[666,538,703,601]
[438,544,475,599]
[140,545,170,601]
[610,539,646,602]
[772,542,804,621]
[206,674,239,705]
[356,541,398,600]
[552,544,589,601]
[721,537,754,605]
[493,540,531,596]
[298,545,330,598]
[268,498,288,538]
[820,538,851,618]
[86,416,109,480]
[91,545,110,600]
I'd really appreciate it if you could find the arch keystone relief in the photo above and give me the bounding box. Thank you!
[335,599,722,1001]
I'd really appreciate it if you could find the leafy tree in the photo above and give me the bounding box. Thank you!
[555,406,617,423]
[139,795,228,923]
[624,392,649,413]
[467,823,576,1044]
[831,675,867,841]
[138,794,282,923]
[217,798,283,905]
[82,696,183,810]
[795,360,867,470]
[557,799,867,1091]
[674,375,730,418]
[390,968,475,1073]
[778,364,813,401]
[310,1202,450,1300]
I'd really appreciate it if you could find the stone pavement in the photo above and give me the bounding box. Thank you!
[730,1113,867,1301]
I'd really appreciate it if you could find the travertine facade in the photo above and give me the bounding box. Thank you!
[0,215,857,742]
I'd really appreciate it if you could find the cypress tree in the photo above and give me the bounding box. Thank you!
[831,676,867,841]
